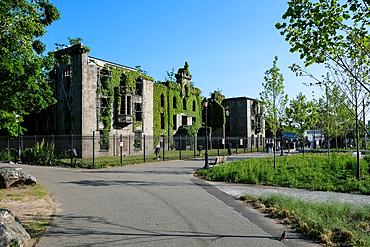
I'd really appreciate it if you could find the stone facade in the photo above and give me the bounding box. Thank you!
[51,44,153,158]
[213,97,265,147]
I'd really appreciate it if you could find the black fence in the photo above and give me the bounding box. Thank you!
[0,134,267,163]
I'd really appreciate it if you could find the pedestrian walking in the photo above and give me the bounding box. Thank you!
[228,142,232,156]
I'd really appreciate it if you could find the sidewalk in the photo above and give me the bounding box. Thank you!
[206,181,370,206]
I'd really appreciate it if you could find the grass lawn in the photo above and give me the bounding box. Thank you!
[195,152,370,194]
[195,152,370,246]
[242,194,370,246]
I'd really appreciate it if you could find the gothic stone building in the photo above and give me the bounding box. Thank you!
[50,44,153,158]
[152,63,203,148]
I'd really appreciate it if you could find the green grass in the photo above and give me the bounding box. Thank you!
[22,219,53,239]
[30,184,48,199]
[242,194,370,246]
[59,147,264,169]
[195,153,370,194]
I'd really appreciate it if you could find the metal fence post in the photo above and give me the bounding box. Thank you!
[120,134,122,165]
[93,131,95,167]
[251,137,253,153]
[179,136,181,160]
[236,137,238,154]
[143,135,146,163]
[163,136,165,161]
[257,137,259,152]
[217,136,220,156]
[244,137,246,153]
[71,133,74,163]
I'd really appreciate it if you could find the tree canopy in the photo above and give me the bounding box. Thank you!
[0,0,60,136]
[276,0,370,93]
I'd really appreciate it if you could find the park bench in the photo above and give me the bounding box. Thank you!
[210,156,227,166]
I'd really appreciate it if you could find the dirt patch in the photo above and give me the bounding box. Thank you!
[0,185,55,247]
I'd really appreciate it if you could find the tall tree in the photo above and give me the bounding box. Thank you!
[286,93,319,155]
[260,56,288,168]
[0,0,60,136]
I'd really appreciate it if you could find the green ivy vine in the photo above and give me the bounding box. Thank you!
[153,80,202,147]
[97,64,153,147]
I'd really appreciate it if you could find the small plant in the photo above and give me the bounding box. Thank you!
[11,239,19,247]
[0,148,13,161]
[21,139,61,166]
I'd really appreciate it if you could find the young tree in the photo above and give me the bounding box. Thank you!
[286,93,319,155]
[0,0,60,136]
[260,56,288,168]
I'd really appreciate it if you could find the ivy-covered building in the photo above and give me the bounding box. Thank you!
[49,44,154,158]
[153,63,203,147]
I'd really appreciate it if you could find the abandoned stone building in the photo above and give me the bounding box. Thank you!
[152,62,203,148]
[24,44,154,158]
[20,43,264,157]
[213,97,265,148]
[22,44,205,157]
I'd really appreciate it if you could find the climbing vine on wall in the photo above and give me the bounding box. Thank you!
[97,64,154,146]
[153,80,202,147]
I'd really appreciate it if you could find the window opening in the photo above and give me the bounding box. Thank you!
[161,113,165,129]
[161,94,165,107]
[173,96,177,109]
[134,132,142,150]
[192,100,196,111]
[183,98,187,110]
[135,103,142,121]
[173,115,177,130]
[127,96,131,115]
[182,116,187,126]
[99,131,109,151]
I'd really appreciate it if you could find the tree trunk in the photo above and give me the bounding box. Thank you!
[274,132,276,169]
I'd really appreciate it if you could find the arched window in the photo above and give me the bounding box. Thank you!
[192,100,196,111]
[160,94,165,107]
[183,98,187,110]
[173,96,177,109]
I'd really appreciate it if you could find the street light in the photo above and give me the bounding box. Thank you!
[14,114,21,163]
[202,98,209,169]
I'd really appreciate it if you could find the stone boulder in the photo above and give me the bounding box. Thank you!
[0,168,36,189]
[0,208,30,247]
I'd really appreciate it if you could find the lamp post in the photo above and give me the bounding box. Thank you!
[14,114,21,163]
[202,98,209,169]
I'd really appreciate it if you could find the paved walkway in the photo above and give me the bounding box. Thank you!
[0,155,320,247]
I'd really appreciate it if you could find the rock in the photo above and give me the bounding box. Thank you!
[351,152,363,158]
[0,168,36,189]
[0,208,30,247]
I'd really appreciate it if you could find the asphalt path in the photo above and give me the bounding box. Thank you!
[1,153,320,247]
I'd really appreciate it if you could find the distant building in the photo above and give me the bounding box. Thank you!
[213,97,265,148]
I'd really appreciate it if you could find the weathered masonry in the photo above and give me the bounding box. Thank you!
[52,44,153,158]
[213,97,265,147]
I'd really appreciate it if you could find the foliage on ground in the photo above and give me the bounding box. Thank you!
[195,153,370,194]
[241,194,370,246]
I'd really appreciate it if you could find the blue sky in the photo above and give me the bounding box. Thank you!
[42,0,326,101]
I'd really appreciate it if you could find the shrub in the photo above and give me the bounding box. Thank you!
[0,148,13,161]
[21,139,61,166]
